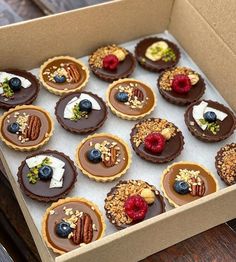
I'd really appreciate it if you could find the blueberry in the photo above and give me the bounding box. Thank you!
[79,99,92,113]
[203,111,217,123]
[9,77,21,91]
[56,222,72,238]
[87,149,102,163]
[7,122,20,134]
[173,180,190,195]
[54,75,66,83]
[38,165,53,181]
[116,92,129,102]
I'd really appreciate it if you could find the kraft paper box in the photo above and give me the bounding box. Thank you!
[0,0,236,261]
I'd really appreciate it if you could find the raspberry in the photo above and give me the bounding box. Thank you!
[144,132,166,154]
[124,195,148,221]
[171,74,192,94]
[103,54,119,70]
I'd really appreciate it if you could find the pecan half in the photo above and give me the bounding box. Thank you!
[103,146,118,167]
[25,115,41,141]
[67,64,80,83]
[132,88,144,101]
[189,177,205,197]
[72,213,93,245]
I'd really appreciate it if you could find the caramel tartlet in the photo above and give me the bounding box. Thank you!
[157,66,205,105]
[185,100,235,142]
[75,133,132,182]
[215,143,236,185]
[0,105,54,151]
[0,69,40,110]
[88,44,136,82]
[17,150,77,202]
[106,78,156,120]
[135,37,180,72]
[161,162,219,207]
[104,180,165,229]
[55,91,108,134]
[130,118,184,163]
[39,56,89,95]
[42,197,105,254]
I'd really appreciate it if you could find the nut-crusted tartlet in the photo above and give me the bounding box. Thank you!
[130,118,184,163]
[215,143,236,185]
[42,197,106,254]
[161,162,219,207]
[104,180,165,229]
[0,105,54,151]
[17,150,77,202]
[39,56,89,96]
[106,78,156,120]
[88,44,136,82]
[157,66,205,105]
[75,133,132,182]
[135,37,180,72]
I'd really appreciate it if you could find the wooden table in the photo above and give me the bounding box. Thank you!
[0,1,236,261]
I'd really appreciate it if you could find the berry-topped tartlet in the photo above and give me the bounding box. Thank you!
[55,91,108,134]
[0,69,40,110]
[135,37,180,72]
[106,78,156,120]
[42,197,105,254]
[104,180,165,229]
[185,100,235,142]
[88,44,136,82]
[0,105,54,151]
[17,150,77,202]
[130,118,184,163]
[215,143,236,185]
[39,56,89,96]
[75,133,132,182]
[157,66,205,105]
[161,162,218,207]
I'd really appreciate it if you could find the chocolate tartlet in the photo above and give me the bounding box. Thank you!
[104,180,165,229]
[185,100,236,142]
[17,150,77,202]
[130,118,184,163]
[0,69,40,110]
[88,44,136,82]
[55,91,108,134]
[161,162,219,207]
[157,67,205,105]
[76,133,132,182]
[42,197,105,254]
[135,37,180,72]
[215,143,236,185]
[39,56,89,96]
[0,105,54,151]
[106,78,156,120]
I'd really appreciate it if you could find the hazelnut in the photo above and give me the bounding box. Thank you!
[188,74,199,85]
[112,49,126,61]
[161,128,172,140]
[140,188,155,204]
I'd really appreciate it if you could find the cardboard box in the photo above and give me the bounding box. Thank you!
[0,0,235,261]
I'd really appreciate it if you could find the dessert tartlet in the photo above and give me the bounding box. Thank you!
[75,133,132,182]
[42,197,105,254]
[0,69,40,110]
[0,105,54,151]
[104,180,165,229]
[130,118,184,163]
[88,44,136,82]
[39,56,89,96]
[157,66,205,105]
[55,91,108,134]
[185,100,236,142]
[135,37,180,72]
[215,143,236,185]
[106,78,156,120]
[161,162,219,207]
[17,150,77,202]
